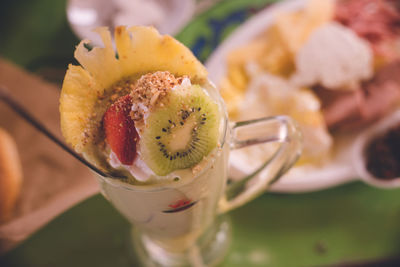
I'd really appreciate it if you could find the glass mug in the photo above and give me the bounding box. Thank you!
[96,81,302,266]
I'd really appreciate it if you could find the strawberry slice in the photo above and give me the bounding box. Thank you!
[103,95,139,165]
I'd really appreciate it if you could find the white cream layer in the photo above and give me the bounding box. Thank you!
[109,151,154,182]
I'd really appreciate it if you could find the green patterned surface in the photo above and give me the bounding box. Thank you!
[0,0,78,71]
[1,0,400,266]
[1,183,400,267]
[176,0,277,62]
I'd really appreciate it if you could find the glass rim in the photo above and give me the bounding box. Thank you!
[95,114,229,193]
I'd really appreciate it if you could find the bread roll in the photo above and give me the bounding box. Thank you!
[0,128,22,223]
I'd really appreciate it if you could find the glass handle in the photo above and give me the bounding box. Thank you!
[218,116,302,214]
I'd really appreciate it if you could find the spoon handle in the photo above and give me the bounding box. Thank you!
[0,86,111,178]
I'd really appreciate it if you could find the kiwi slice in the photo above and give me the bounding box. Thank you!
[140,85,220,176]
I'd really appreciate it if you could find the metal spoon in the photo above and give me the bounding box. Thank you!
[0,85,118,179]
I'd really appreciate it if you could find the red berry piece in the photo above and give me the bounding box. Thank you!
[103,95,139,165]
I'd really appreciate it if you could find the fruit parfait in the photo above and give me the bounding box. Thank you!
[60,26,229,252]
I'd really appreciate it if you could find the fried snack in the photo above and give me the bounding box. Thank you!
[236,73,332,165]
[275,0,334,55]
[0,128,22,223]
[220,0,334,117]
[60,26,207,170]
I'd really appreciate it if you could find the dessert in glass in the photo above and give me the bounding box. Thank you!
[60,26,302,266]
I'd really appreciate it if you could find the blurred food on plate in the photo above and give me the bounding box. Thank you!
[220,0,334,110]
[366,122,400,179]
[291,21,373,90]
[0,128,22,224]
[335,0,400,66]
[0,60,99,253]
[219,0,400,166]
[235,69,332,166]
[315,60,400,130]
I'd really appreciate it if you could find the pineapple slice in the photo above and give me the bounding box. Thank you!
[60,26,207,163]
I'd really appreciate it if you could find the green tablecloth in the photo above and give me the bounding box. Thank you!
[1,183,400,267]
[1,0,400,266]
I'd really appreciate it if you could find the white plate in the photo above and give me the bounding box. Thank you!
[205,0,400,193]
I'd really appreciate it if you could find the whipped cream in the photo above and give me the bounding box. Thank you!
[109,151,154,182]
[131,102,149,121]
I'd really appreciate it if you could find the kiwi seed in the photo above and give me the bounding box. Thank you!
[140,85,220,176]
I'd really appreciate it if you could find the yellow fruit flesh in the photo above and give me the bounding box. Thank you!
[60,26,208,161]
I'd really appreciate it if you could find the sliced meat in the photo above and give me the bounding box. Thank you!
[314,61,400,130]
[335,0,400,60]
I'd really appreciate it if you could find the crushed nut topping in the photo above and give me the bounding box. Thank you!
[82,72,186,148]
[129,71,186,122]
